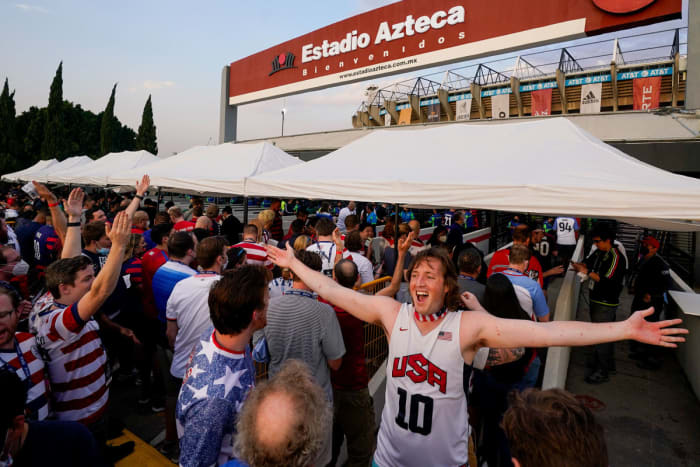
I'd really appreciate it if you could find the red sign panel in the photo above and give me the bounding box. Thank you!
[228,0,681,105]
[633,76,662,110]
[531,88,553,116]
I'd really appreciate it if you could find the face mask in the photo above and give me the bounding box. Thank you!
[640,246,649,255]
[97,247,110,256]
[11,260,29,277]
[439,235,447,243]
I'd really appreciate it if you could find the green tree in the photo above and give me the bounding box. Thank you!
[99,83,117,156]
[41,62,67,160]
[19,107,45,165]
[0,78,18,173]
[135,95,157,154]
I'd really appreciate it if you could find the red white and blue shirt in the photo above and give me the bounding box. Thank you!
[34,301,109,425]
[176,330,255,467]
[0,332,50,421]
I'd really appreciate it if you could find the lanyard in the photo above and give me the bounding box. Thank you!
[0,338,32,387]
[315,241,335,265]
[505,267,525,276]
[197,271,218,276]
[458,274,476,281]
[283,289,316,300]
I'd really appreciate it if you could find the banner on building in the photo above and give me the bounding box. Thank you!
[398,108,412,125]
[580,82,602,114]
[531,88,552,116]
[491,94,510,119]
[456,99,472,121]
[427,103,441,122]
[384,113,392,126]
[633,76,662,110]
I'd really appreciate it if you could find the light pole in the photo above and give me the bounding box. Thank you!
[281,108,286,136]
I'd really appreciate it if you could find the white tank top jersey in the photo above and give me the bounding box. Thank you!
[374,303,469,467]
[555,216,578,245]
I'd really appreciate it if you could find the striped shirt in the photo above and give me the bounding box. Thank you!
[33,225,61,272]
[34,301,109,425]
[0,332,50,421]
[233,241,273,269]
[122,257,143,287]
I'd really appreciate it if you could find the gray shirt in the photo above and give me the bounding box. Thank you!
[264,290,346,400]
[458,275,485,304]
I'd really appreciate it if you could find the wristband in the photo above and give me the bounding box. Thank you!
[336,250,343,255]
[67,221,81,227]
[135,194,144,200]
[47,202,59,208]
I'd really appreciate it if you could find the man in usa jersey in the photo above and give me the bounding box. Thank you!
[266,243,686,467]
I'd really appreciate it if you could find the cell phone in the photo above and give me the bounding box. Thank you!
[21,182,39,200]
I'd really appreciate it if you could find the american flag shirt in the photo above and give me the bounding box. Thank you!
[176,329,255,467]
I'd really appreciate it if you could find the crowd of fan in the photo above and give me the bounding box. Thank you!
[0,179,682,467]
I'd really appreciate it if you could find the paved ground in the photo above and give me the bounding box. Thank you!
[566,290,700,467]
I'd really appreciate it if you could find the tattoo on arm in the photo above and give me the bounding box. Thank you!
[486,347,525,366]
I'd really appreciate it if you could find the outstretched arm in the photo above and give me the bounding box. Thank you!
[267,243,400,329]
[124,175,150,218]
[377,232,414,297]
[462,297,686,352]
[60,188,86,259]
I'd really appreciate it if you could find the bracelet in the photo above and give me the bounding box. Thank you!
[67,221,81,227]
[135,194,144,200]
[47,202,59,208]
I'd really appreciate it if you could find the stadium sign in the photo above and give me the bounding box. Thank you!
[226,0,681,105]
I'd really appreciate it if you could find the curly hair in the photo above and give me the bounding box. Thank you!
[234,360,331,467]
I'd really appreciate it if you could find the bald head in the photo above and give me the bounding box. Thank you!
[334,258,359,289]
[408,219,420,235]
[235,360,331,467]
[255,391,297,452]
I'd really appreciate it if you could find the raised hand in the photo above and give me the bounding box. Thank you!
[106,211,132,249]
[63,188,85,219]
[31,181,57,204]
[332,227,343,249]
[266,243,295,269]
[399,231,415,254]
[135,174,150,196]
[460,291,485,311]
[626,307,688,348]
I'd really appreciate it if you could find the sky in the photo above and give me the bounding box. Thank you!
[0,0,689,157]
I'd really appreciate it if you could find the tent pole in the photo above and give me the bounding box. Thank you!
[394,204,399,258]
[243,197,249,224]
[157,189,161,211]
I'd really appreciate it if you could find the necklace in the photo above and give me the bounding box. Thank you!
[414,307,447,323]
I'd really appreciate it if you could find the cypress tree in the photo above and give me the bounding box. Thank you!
[99,83,117,156]
[0,78,18,172]
[41,62,67,160]
[135,95,157,154]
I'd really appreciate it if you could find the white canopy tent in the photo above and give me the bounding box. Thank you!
[47,150,158,186]
[1,159,58,183]
[108,142,303,195]
[18,155,94,183]
[246,118,700,231]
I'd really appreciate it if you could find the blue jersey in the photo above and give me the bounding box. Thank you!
[499,268,549,319]
[33,225,60,271]
[152,261,196,322]
[399,211,415,223]
[177,329,255,467]
[429,213,443,227]
[366,211,378,225]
